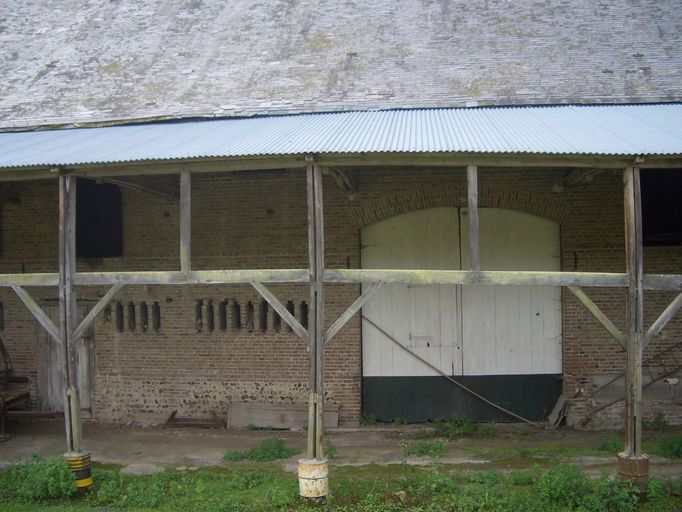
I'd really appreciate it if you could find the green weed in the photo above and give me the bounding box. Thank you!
[651,434,682,458]
[324,438,338,459]
[404,439,444,458]
[0,456,75,502]
[595,435,623,454]
[223,437,298,462]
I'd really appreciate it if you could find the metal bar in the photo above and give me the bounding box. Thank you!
[180,171,191,273]
[72,269,309,285]
[643,293,682,348]
[623,166,644,458]
[324,269,629,287]
[72,284,124,341]
[250,281,310,345]
[324,282,382,345]
[11,285,61,344]
[466,165,480,271]
[568,286,626,350]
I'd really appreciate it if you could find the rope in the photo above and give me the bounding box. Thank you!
[362,315,543,429]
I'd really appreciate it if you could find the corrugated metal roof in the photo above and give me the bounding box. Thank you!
[1,104,681,169]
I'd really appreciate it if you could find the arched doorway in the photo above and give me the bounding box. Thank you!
[361,207,562,422]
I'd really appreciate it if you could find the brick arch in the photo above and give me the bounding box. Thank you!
[350,184,569,228]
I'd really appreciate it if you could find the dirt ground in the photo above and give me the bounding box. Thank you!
[1,419,681,479]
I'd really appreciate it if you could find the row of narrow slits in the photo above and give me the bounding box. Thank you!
[193,299,308,334]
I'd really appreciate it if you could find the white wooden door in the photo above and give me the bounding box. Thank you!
[361,207,462,377]
[460,208,562,375]
[37,304,94,412]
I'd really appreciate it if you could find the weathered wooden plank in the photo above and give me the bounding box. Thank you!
[72,284,124,341]
[73,269,309,285]
[325,269,629,287]
[0,273,60,286]
[643,293,682,348]
[466,165,480,272]
[324,282,382,345]
[11,285,61,344]
[643,274,682,291]
[250,281,310,345]
[568,286,626,350]
[623,166,644,458]
[180,171,191,273]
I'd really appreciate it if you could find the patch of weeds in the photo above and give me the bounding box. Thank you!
[644,411,668,431]
[595,435,623,454]
[651,434,682,458]
[392,417,406,427]
[404,440,444,458]
[432,415,496,439]
[223,437,298,462]
[507,469,537,486]
[0,455,75,502]
[324,438,338,459]
[360,413,378,426]
[536,464,592,508]
[467,469,504,486]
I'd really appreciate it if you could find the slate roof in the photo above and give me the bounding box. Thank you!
[0,1,681,129]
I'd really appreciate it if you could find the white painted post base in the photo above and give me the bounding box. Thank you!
[298,458,329,500]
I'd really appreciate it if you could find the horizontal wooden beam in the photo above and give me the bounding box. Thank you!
[0,273,60,286]
[324,269,630,288]
[642,274,682,291]
[568,286,626,350]
[72,269,309,286]
[2,154,681,182]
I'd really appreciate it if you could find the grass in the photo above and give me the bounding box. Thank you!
[403,439,444,458]
[2,458,681,511]
[224,437,299,462]
[411,415,496,440]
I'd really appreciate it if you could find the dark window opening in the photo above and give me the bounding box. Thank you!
[231,302,241,331]
[127,302,136,331]
[219,301,228,331]
[76,178,123,258]
[259,300,268,332]
[152,302,161,332]
[246,302,254,332]
[206,301,215,333]
[115,302,123,332]
[140,302,149,332]
[641,170,682,246]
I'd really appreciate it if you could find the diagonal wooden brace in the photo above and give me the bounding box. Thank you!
[250,281,310,345]
[12,285,61,345]
[568,286,626,350]
[643,292,682,348]
[324,282,382,345]
[73,284,124,340]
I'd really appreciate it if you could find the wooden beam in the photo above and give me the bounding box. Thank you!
[324,282,382,345]
[466,165,480,271]
[72,269,309,285]
[11,285,61,344]
[72,284,124,341]
[643,292,682,348]
[568,286,626,350]
[623,166,644,459]
[180,171,191,273]
[85,176,177,199]
[642,274,682,291]
[250,281,310,345]
[324,269,629,287]
[0,273,60,286]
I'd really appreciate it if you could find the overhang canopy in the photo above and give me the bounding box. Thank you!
[0,104,681,170]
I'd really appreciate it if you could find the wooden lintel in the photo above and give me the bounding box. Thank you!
[324,269,629,288]
[568,286,626,350]
[72,269,309,286]
[72,283,124,341]
[11,286,61,345]
[324,282,382,345]
[250,281,310,345]
[643,292,682,348]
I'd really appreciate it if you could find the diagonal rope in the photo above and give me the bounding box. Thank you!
[362,315,543,429]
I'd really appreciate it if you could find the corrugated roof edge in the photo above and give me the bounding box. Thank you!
[2,101,682,134]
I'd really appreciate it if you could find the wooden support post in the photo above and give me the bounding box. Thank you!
[58,175,84,457]
[306,162,325,462]
[467,165,480,271]
[619,166,648,488]
[180,171,191,273]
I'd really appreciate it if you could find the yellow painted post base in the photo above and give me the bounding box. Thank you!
[64,452,93,492]
[617,453,649,494]
[298,458,328,500]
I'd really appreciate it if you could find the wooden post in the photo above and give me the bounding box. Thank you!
[619,166,648,489]
[467,165,480,271]
[180,171,191,273]
[306,162,325,461]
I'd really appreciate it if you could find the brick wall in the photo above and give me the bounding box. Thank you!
[0,166,680,427]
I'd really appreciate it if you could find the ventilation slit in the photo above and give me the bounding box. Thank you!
[0,302,5,331]
[207,301,215,333]
[231,301,241,331]
[286,301,295,332]
[246,302,255,332]
[273,309,281,333]
[115,302,123,332]
[300,301,309,329]
[219,300,228,332]
[127,302,136,331]
[259,300,268,332]
[140,302,149,333]
[152,302,161,332]
[195,300,203,332]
